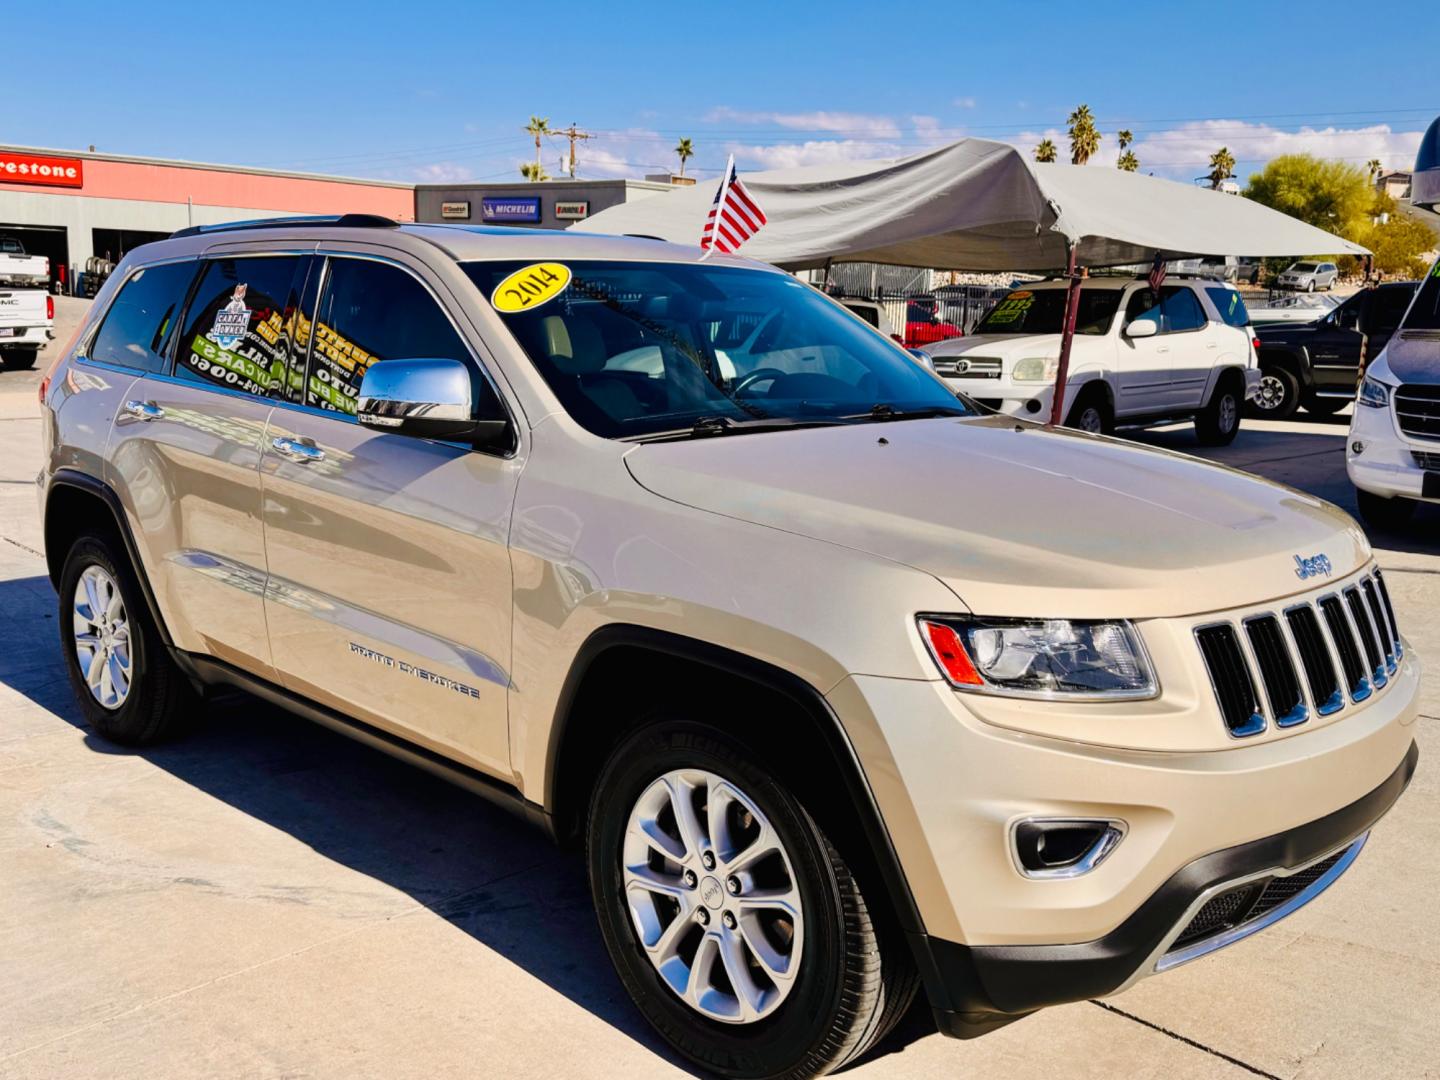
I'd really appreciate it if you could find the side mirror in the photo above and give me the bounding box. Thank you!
[1124,319,1158,339]
[907,347,935,371]
[357,358,511,448]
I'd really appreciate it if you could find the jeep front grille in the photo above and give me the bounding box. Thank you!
[1394,384,1440,441]
[1195,569,1399,737]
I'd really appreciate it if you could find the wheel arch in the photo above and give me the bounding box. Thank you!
[43,469,174,648]
[544,623,926,938]
[1256,344,1311,389]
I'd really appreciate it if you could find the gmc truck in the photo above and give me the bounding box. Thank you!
[0,236,51,288]
[0,286,54,370]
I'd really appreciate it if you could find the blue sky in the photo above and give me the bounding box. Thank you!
[7,0,1437,184]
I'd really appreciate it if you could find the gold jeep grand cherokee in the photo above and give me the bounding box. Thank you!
[37,216,1419,1079]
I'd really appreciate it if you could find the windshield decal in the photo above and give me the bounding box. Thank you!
[491,262,572,313]
[984,292,1035,326]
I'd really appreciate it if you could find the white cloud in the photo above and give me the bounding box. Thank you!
[412,161,474,182]
[1127,120,1424,180]
[705,106,900,139]
[954,97,978,109]
[726,139,902,170]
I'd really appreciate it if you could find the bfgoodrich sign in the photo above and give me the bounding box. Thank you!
[0,151,83,188]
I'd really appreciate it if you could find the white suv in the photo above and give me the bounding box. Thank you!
[927,277,1260,444]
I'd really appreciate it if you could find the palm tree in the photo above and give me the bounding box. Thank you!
[1367,158,1383,184]
[1117,129,1134,150]
[1117,149,1140,173]
[519,161,550,182]
[1207,146,1236,190]
[1067,104,1101,165]
[524,116,552,170]
[1034,138,1058,164]
[674,137,694,178]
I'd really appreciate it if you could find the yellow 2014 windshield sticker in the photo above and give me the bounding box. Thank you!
[491,263,572,313]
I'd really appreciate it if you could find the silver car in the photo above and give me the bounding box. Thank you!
[1278,260,1339,292]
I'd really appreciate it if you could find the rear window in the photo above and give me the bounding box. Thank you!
[0,238,22,254]
[974,287,1122,336]
[1205,287,1250,328]
[88,261,197,373]
[844,303,880,328]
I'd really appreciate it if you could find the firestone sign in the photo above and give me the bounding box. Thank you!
[0,151,84,189]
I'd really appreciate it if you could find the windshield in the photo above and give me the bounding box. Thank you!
[972,287,1122,336]
[1401,258,1440,332]
[1292,262,1319,273]
[465,260,975,439]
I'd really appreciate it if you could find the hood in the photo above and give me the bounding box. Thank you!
[624,417,1369,619]
[1383,331,1440,385]
[927,333,1060,358]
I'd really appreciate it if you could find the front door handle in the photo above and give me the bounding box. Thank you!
[122,399,165,422]
[271,436,326,464]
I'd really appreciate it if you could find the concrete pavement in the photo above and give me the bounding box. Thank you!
[0,314,1435,1079]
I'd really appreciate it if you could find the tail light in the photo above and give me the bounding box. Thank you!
[39,321,84,407]
[46,295,54,320]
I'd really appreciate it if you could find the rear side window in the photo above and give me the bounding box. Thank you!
[173,256,309,398]
[88,261,196,373]
[1205,287,1250,328]
[305,258,474,417]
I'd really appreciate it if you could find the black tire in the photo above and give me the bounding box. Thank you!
[1356,489,1417,529]
[1248,365,1300,420]
[1,347,39,371]
[58,532,195,745]
[587,721,918,1079]
[1306,280,1316,293]
[1196,377,1243,446]
[1064,385,1113,435]
[1303,396,1349,417]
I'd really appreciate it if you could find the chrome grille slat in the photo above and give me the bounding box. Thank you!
[1195,624,1265,737]
[1285,604,1344,717]
[1243,615,1307,728]
[1344,586,1387,688]
[1394,384,1440,441]
[1373,570,1403,660]
[1361,579,1397,674]
[1318,594,1371,702]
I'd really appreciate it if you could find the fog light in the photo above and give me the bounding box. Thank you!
[1351,440,1366,456]
[1012,818,1125,879]
[1024,399,1042,414]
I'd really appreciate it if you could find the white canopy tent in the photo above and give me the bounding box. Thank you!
[574,138,1367,424]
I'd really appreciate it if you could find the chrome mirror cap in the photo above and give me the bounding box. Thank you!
[356,357,512,448]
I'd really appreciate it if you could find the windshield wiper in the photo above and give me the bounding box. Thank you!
[624,415,848,444]
[848,403,971,422]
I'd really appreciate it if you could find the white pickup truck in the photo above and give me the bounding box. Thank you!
[0,285,53,370]
[0,236,50,288]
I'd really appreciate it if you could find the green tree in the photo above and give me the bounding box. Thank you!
[1067,105,1101,164]
[1245,154,1374,235]
[519,161,550,182]
[524,116,552,169]
[1366,212,1434,277]
[1034,138,1058,164]
[1208,147,1236,190]
[674,137,694,178]
[1117,150,1140,172]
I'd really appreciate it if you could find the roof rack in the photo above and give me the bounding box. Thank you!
[169,213,399,239]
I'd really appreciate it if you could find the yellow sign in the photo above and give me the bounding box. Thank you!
[491,263,572,313]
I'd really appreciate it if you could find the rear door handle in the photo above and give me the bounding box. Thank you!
[271,436,325,463]
[122,400,165,422]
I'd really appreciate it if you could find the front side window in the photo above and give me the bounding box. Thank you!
[1205,287,1250,328]
[1161,287,1207,332]
[305,258,477,417]
[1371,286,1416,332]
[974,287,1122,336]
[1124,288,1165,333]
[173,256,307,397]
[1400,258,1440,332]
[88,261,197,373]
[465,260,974,439]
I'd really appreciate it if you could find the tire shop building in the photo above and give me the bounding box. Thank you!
[0,145,414,294]
[414,178,675,231]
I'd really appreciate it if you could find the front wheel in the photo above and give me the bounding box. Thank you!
[1306,280,1316,293]
[1064,387,1113,435]
[1248,367,1300,420]
[587,721,917,1079]
[1196,380,1242,445]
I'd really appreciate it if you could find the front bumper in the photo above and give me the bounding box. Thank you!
[918,741,1417,1037]
[1347,399,1440,502]
[945,377,1066,419]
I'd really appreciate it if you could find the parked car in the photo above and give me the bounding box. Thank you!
[838,297,900,340]
[928,276,1259,444]
[1249,291,1342,326]
[0,235,50,288]
[1347,258,1440,525]
[904,296,963,347]
[1278,260,1339,292]
[38,218,1419,1079]
[0,284,54,370]
[1253,282,1419,419]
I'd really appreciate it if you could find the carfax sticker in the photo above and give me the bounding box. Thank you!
[491,262,571,313]
[208,284,251,350]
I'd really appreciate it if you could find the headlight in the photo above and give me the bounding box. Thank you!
[1358,376,1391,409]
[919,616,1156,699]
[1012,357,1059,383]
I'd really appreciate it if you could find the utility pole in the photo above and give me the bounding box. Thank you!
[553,123,594,178]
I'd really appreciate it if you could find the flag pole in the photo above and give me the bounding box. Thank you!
[700,154,736,261]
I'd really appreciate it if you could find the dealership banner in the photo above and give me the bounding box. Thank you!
[0,151,83,188]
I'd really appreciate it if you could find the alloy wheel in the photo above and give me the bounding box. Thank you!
[1255,374,1288,412]
[1076,405,1104,433]
[1219,393,1239,433]
[72,565,131,710]
[622,768,803,1024]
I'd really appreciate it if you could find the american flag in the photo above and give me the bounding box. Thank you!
[1147,254,1167,293]
[700,155,767,254]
